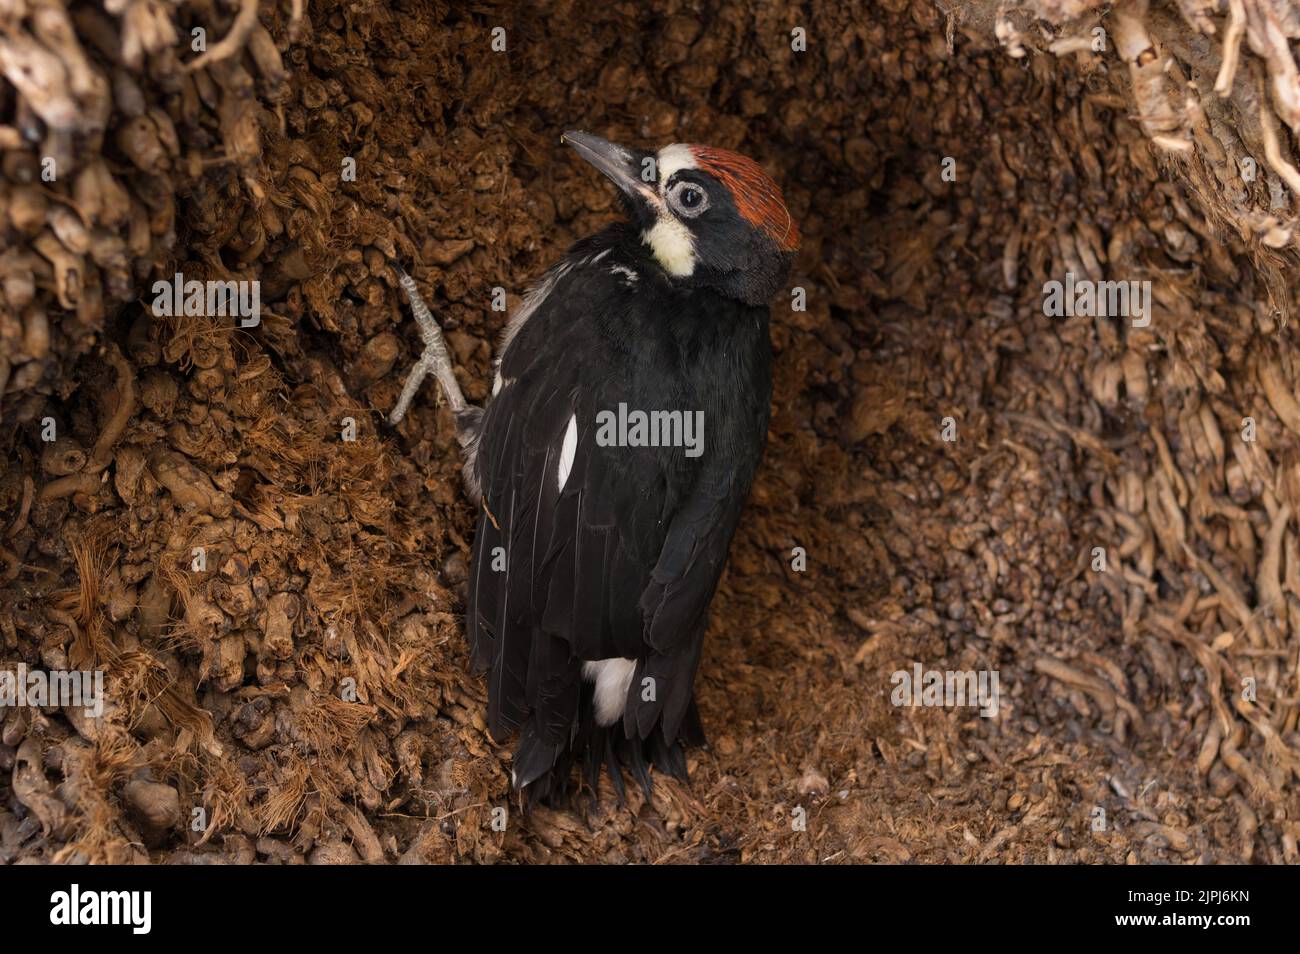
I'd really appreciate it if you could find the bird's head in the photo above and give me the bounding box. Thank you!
[563,131,799,306]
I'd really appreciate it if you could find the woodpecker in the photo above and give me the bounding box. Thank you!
[391,131,799,802]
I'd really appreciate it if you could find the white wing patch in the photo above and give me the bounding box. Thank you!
[582,657,637,725]
[556,414,578,491]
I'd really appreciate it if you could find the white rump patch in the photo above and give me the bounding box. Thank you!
[582,657,637,725]
[556,414,578,490]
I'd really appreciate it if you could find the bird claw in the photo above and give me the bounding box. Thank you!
[389,266,467,425]
[389,345,439,426]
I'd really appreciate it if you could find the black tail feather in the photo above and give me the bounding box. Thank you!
[516,685,705,809]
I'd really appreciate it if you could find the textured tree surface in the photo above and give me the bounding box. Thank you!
[1,0,1298,863]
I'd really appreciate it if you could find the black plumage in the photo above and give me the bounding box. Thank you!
[394,132,798,802]
[468,224,772,799]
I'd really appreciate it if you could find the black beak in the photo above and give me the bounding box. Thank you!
[562,131,659,209]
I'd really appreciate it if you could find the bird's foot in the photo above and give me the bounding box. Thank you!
[389,266,467,425]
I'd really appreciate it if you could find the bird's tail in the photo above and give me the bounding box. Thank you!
[514,686,706,808]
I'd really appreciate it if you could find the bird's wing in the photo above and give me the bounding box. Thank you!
[624,462,751,742]
[466,247,767,787]
[466,257,669,751]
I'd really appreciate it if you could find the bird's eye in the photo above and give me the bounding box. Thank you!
[669,181,709,217]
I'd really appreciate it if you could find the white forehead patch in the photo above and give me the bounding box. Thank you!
[643,144,699,276]
[655,143,697,185]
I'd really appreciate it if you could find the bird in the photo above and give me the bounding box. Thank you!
[390,130,799,802]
